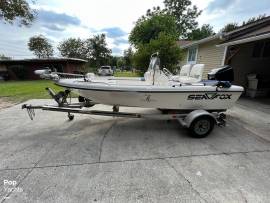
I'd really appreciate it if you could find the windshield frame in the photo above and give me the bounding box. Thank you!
[148,56,160,71]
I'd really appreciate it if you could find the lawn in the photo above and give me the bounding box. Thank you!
[0,72,143,103]
[114,71,142,77]
[0,80,65,103]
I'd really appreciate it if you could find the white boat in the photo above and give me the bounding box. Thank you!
[50,55,243,111]
[27,54,244,138]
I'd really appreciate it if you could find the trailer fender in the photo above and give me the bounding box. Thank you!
[179,110,216,128]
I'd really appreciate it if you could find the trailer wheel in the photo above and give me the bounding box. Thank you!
[189,116,215,138]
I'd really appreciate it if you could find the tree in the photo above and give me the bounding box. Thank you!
[57,34,112,68]
[164,0,201,38]
[123,47,134,67]
[0,0,35,26]
[220,23,238,33]
[220,14,267,34]
[0,54,11,60]
[108,56,119,67]
[133,32,182,73]
[138,6,164,22]
[116,57,125,68]
[58,38,86,59]
[242,14,266,25]
[187,24,215,40]
[28,35,54,58]
[130,13,181,72]
[129,14,178,47]
[140,0,201,38]
[85,34,111,67]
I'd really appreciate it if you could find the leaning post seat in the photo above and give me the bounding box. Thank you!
[178,64,205,83]
[179,64,192,77]
[170,64,192,82]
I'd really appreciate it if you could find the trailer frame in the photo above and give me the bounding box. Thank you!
[22,102,226,138]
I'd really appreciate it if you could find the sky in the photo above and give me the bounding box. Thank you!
[0,0,270,58]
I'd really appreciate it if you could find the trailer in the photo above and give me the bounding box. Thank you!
[22,88,226,138]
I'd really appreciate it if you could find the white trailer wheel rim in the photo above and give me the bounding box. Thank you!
[194,119,211,135]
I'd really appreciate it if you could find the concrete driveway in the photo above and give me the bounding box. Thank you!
[0,99,270,202]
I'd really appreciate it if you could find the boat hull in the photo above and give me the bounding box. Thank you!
[73,88,242,110]
[56,78,243,110]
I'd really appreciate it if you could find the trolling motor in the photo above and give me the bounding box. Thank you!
[22,87,95,121]
[46,87,71,107]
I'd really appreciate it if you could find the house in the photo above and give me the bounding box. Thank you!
[179,16,270,94]
[0,58,87,80]
[179,34,225,79]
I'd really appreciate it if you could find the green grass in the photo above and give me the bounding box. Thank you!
[0,72,143,103]
[0,80,65,103]
[114,71,142,77]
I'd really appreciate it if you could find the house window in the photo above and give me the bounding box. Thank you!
[252,40,270,58]
[187,47,198,64]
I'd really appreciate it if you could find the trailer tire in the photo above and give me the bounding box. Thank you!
[189,115,215,138]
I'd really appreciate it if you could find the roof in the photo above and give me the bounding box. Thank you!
[177,40,194,47]
[232,24,270,40]
[0,57,88,64]
[223,16,270,38]
[218,20,270,47]
[181,15,270,49]
[180,34,222,49]
[217,32,270,47]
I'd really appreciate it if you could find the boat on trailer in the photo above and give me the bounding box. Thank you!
[23,53,244,138]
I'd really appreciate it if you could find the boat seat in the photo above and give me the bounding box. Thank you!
[179,64,204,83]
[180,64,193,77]
[171,64,192,81]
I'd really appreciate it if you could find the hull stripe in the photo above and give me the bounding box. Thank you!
[56,84,243,93]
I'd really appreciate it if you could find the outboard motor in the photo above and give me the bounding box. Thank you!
[208,65,234,82]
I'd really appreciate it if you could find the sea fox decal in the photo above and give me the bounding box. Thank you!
[187,93,232,100]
